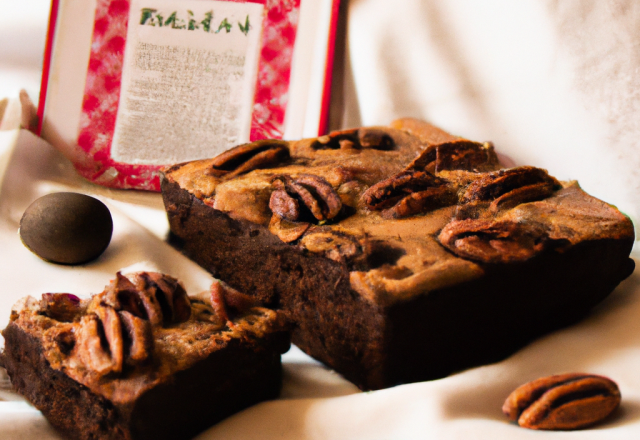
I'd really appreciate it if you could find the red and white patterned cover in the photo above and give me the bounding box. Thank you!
[39,0,335,191]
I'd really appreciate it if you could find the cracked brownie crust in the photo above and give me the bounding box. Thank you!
[162,118,635,390]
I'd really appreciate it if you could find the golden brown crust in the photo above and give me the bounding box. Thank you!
[389,117,461,145]
[163,121,635,306]
[8,273,288,405]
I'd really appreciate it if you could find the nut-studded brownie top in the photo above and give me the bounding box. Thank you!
[6,272,288,404]
[163,118,634,306]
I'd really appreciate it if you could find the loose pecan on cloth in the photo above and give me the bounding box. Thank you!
[503,373,621,430]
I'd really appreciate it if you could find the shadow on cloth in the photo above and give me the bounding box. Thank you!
[440,261,640,425]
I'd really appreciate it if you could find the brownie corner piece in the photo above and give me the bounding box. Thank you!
[1,273,289,440]
[161,120,635,390]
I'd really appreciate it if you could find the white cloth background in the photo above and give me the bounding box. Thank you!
[334,0,640,226]
[0,1,48,104]
[1,0,640,438]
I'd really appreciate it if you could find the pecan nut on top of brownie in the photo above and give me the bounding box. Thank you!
[0,272,290,440]
[161,118,635,391]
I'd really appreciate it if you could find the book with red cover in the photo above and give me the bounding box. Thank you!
[38,0,341,190]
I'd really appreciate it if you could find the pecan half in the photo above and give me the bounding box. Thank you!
[438,218,550,263]
[216,281,260,314]
[209,281,230,324]
[363,171,446,210]
[119,310,153,365]
[208,140,289,178]
[489,181,558,213]
[269,174,342,223]
[204,280,264,325]
[40,273,201,376]
[101,273,150,320]
[435,141,499,172]
[462,166,560,205]
[77,306,124,375]
[362,171,455,218]
[405,146,437,173]
[503,373,621,430]
[268,215,311,243]
[130,272,192,326]
[40,293,86,322]
[382,185,456,219]
[313,127,395,150]
[406,140,499,173]
[300,230,362,264]
[269,187,300,222]
[184,289,226,330]
[104,272,191,327]
[76,303,154,375]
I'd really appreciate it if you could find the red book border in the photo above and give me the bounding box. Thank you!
[37,0,61,135]
[37,0,340,191]
[318,0,340,136]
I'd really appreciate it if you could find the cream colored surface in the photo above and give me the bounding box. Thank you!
[0,121,639,440]
[0,2,48,103]
[2,0,640,438]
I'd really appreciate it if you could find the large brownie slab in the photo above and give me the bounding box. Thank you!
[162,118,635,390]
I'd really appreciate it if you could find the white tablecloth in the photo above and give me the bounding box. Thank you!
[2,0,640,439]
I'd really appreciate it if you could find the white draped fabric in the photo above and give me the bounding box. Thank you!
[1,1,639,438]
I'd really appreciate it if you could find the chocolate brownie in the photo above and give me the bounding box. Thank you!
[161,118,635,390]
[0,272,289,440]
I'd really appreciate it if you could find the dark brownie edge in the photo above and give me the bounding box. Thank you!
[130,333,286,440]
[163,174,287,306]
[387,238,635,385]
[2,322,129,440]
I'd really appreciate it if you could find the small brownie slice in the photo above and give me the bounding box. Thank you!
[0,272,289,440]
[161,118,635,390]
